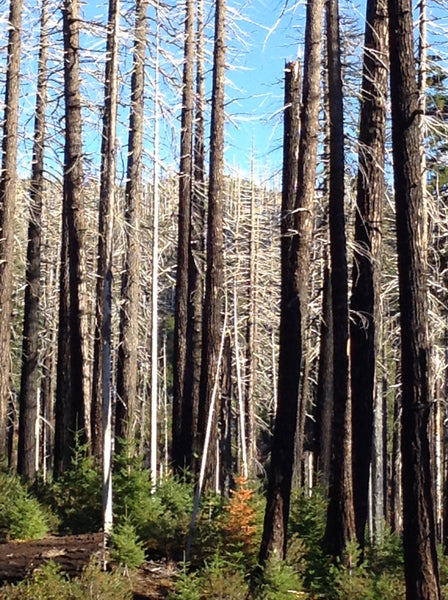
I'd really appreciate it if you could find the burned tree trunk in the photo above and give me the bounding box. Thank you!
[0,0,23,460]
[18,0,49,479]
[388,0,441,596]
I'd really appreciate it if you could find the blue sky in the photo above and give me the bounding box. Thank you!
[9,0,448,185]
[225,0,306,179]
[228,0,448,181]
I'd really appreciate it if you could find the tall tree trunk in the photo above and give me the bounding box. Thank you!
[185,0,206,472]
[233,280,248,477]
[115,0,147,441]
[390,358,402,533]
[91,0,121,460]
[95,0,121,540]
[40,257,57,479]
[220,333,233,495]
[197,0,227,489]
[0,0,23,459]
[324,0,356,558]
[417,0,427,250]
[388,0,441,596]
[315,253,333,491]
[17,0,49,479]
[291,0,323,498]
[244,168,258,476]
[259,58,301,562]
[350,0,388,549]
[260,0,324,562]
[150,5,161,491]
[172,0,195,472]
[54,0,87,474]
[370,362,387,541]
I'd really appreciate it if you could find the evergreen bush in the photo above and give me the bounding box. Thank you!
[254,556,304,600]
[0,561,73,600]
[7,495,48,541]
[287,486,333,594]
[40,437,102,534]
[0,559,133,600]
[113,450,194,559]
[110,520,146,569]
[0,470,48,541]
[329,540,374,600]
[113,444,155,535]
[139,473,193,557]
[169,554,249,600]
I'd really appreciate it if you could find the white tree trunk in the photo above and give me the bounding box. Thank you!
[102,0,121,546]
[233,281,248,478]
[150,0,161,492]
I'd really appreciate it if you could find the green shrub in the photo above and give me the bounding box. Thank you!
[326,537,406,600]
[365,527,404,575]
[110,521,146,569]
[0,470,48,541]
[253,556,303,600]
[192,491,225,565]
[287,486,333,594]
[113,451,194,559]
[329,540,374,600]
[76,558,133,599]
[439,546,448,595]
[371,571,406,600]
[288,486,327,548]
[7,494,48,541]
[285,533,309,579]
[168,566,201,600]
[170,555,249,600]
[0,561,74,600]
[43,438,102,534]
[0,559,133,600]
[113,446,155,534]
[366,528,405,600]
[141,472,194,558]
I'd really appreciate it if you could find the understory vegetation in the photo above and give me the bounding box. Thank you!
[2,455,448,599]
[0,560,133,600]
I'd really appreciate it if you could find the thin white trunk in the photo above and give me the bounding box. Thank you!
[233,281,248,478]
[35,392,40,474]
[102,268,114,542]
[102,0,121,546]
[150,0,160,492]
[418,0,427,248]
[163,333,169,476]
[244,152,258,474]
[434,352,443,542]
[271,329,277,415]
[371,377,385,542]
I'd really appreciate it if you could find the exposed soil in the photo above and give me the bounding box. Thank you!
[0,533,177,599]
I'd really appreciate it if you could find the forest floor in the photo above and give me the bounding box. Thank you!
[0,533,177,599]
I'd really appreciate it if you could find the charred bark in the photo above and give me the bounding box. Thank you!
[172,0,195,472]
[388,0,441,596]
[0,0,23,459]
[324,0,356,558]
[18,0,49,479]
[197,0,227,489]
[350,0,388,548]
[115,0,147,442]
[55,0,88,474]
